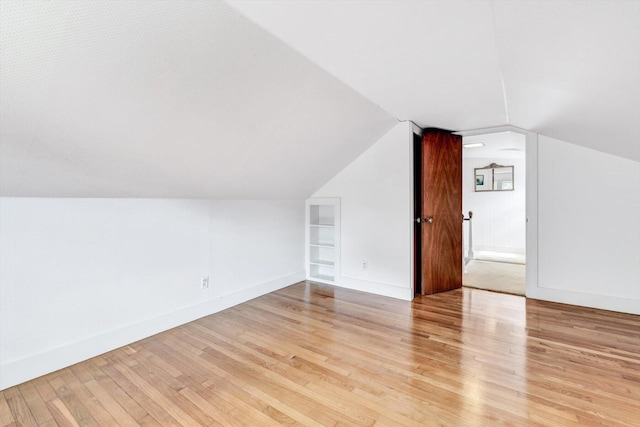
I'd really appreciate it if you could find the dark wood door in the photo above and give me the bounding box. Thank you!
[420,129,462,295]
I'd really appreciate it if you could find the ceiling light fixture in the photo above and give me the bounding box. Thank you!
[463,142,485,148]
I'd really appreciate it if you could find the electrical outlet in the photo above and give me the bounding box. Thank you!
[362,260,368,271]
[201,276,209,289]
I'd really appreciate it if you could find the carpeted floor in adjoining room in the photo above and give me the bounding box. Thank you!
[463,259,526,295]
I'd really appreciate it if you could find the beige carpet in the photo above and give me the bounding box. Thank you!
[463,260,525,296]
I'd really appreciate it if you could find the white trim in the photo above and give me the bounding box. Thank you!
[525,132,539,297]
[472,246,526,255]
[407,121,422,136]
[305,198,341,285]
[529,287,640,315]
[459,127,538,297]
[0,271,305,390]
[454,125,530,137]
[408,124,416,300]
[332,276,414,301]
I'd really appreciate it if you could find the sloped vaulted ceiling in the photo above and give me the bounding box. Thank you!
[2,1,638,199]
[230,0,640,162]
[0,1,396,198]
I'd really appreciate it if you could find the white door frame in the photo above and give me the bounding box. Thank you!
[454,125,539,296]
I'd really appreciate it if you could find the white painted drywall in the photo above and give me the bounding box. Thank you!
[0,1,396,198]
[229,1,506,132]
[312,122,414,300]
[0,198,304,389]
[529,136,640,314]
[462,157,526,254]
[229,1,640,162]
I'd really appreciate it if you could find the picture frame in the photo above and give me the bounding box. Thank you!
[474,163,514,192]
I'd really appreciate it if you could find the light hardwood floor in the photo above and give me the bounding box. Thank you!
[2,282,639,426]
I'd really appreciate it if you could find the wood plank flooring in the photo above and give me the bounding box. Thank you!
[2,281,639,426]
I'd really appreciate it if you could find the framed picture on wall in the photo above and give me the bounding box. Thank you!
[474,163,514,192]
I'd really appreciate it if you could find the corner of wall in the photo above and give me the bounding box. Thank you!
[527,134,640,314]
[0,270,305,390]
[0,198,306,390]
[310,122,415,301]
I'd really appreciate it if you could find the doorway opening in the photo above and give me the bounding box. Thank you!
[461,131,526,295]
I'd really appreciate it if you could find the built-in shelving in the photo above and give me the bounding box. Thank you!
[309,259,335,267]
[305,198,340,284]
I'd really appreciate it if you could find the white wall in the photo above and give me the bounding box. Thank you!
[312,121,414,300]
[528,136,640,314]
[0,198,304,389]
[462,157,526,254]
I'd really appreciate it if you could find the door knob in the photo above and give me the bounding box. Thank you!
[425,217,434,224]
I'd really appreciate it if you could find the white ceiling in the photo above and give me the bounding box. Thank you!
[1,1,638,198]
[229,0,640,162]
[463,132,525,160]
[0,1,396,197]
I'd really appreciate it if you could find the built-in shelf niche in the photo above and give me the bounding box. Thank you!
[309,225,334,247]
[309,204,335,226]
[306,198,340,284]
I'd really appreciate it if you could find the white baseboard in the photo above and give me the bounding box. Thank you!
[0,271,305,390]
[333,276,414,301]
[526,285,640,315]
[472,246,526,255]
